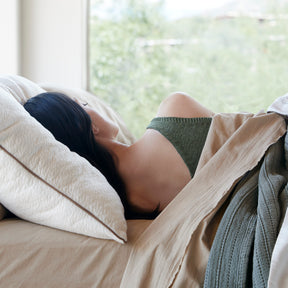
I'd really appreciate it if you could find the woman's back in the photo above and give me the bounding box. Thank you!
[118,92,214,212]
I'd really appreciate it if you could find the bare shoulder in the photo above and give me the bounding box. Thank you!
[157,92,214,118]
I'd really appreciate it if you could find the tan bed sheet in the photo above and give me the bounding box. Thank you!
[0,218,151,288]
[0,112,286,288]
[120,112,287,288]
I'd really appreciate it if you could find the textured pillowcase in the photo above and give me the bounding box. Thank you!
[0,75,132,243]
[267,92,288,118]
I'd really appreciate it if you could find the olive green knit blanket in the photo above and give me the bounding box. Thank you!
[204,130,288,288]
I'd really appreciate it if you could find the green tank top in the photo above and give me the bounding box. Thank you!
[147,117,212,178]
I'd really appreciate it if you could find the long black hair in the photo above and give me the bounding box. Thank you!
[24,92,158,219]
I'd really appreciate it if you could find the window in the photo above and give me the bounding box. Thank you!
[89,0,288,138]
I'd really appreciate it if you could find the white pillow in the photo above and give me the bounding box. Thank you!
[267,92,288,118]
[0,75,129,243]
[268,208,288,287]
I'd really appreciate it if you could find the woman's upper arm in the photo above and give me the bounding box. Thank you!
[156,92,214,118]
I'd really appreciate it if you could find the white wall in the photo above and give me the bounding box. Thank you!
[0,0,88,88]
[20,0,88,89]
[0,0,20,75]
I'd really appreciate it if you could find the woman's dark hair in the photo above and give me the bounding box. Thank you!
[24,92,158,220]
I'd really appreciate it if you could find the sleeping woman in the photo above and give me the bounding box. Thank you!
[24,92,214,219]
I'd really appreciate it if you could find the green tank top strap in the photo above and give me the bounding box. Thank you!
[147,117,212,178]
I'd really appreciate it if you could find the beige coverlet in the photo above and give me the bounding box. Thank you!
[0,218,151,288]
[120,112,286,288]
[0,112,285,288]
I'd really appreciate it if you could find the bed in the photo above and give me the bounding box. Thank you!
[0,75,287,288]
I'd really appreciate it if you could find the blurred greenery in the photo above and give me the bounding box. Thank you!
[90,0,288,138]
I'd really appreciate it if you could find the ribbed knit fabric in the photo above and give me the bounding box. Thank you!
[147,117,212,178]
[204,133,288,288]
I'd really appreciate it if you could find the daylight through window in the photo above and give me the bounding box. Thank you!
[89,0,288,138]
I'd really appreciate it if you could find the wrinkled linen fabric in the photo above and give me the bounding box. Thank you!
[1,75,288,287]
[204,132,288,288]
[120,112,286,288]
[0,218,151,288]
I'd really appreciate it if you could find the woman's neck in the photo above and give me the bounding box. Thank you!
[112,131,190,212]
[114,138,162,211]
[97,130,190,212]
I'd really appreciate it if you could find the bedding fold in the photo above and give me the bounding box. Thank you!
[120,112,287,288]
[204,131,288,288]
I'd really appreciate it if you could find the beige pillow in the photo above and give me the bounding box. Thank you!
[0,75,133,243]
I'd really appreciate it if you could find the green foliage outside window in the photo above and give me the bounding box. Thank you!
[90,0,288,138]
